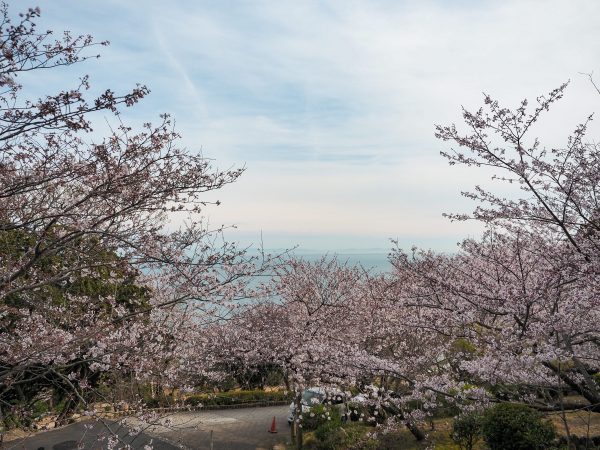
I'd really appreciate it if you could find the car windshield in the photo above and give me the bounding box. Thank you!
[302,390,324,405]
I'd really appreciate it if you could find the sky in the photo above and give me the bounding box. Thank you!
[28,0,600,254]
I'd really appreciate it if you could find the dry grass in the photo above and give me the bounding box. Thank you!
[548,410,600,438]
[368,420,482,450]
[362,410,600,450]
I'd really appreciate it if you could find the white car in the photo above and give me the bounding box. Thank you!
[286,387,349,424]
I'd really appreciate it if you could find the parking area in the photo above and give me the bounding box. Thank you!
[126,405,290,449]
[3,405,291,450]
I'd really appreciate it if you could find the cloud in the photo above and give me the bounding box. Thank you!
[31,0,600,250]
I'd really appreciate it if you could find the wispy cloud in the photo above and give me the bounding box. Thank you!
[32,0,600,250]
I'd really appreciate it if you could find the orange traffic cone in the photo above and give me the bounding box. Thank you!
[268,416,277,433]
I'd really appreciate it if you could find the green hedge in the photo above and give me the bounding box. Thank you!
[482,403,556,450]
[184,389,292,407]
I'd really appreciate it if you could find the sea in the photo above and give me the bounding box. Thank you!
[256,249,392,274]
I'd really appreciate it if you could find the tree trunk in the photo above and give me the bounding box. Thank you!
[382,404,426,441]
[405,421,426,441]
[543,361,600,412]
[295,393,303,449]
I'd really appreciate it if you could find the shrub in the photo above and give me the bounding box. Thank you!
[452,412,483,450]
[144,397,161,408]
[302,404,342,431]
[32,400,50,418]
[481,403,556,450]
[183,389,292,407]
[314,427,348,450]
[347,401,368,422]
[314,422,345,448]
[311,422,369,450]
[3,413,23,430]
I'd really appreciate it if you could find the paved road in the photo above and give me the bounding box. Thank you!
[2,405,291,450]
[2,420,179,450]
[126,405,290,449]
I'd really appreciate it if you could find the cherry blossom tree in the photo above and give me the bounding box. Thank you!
[366,83,600,427]
[0,3,272,432]
[430,83,600,407]
[435,82,599,262]
[208,257,367,391]
[389,228,600,409]
[211,256,437,443]
[204,257,371,445]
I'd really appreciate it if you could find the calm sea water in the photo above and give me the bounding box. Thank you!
[281,252,392,273]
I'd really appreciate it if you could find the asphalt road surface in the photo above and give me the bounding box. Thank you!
[125,405,290,449]
[2,420,178,450]
[2,405,291,450]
